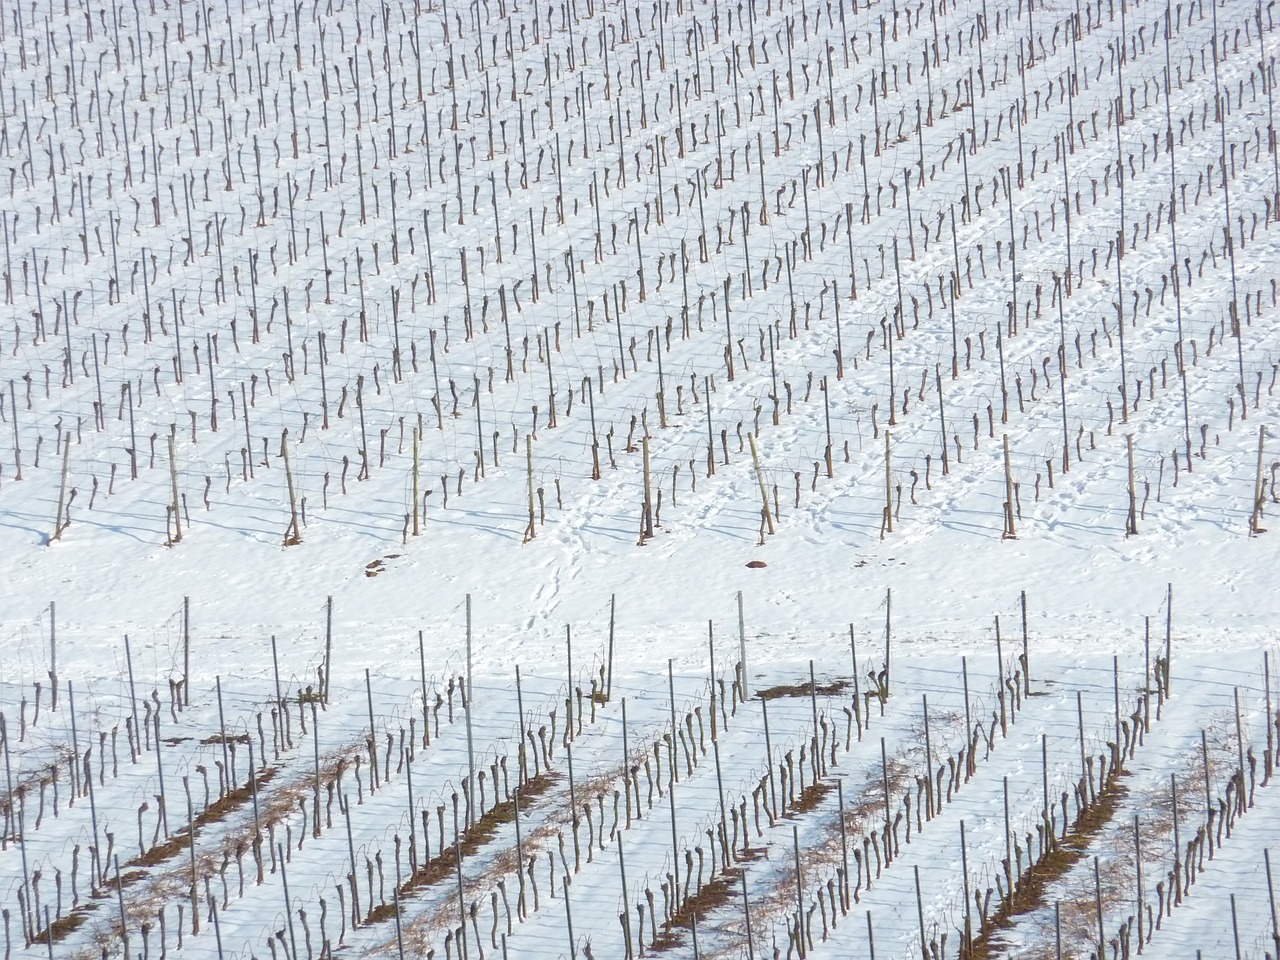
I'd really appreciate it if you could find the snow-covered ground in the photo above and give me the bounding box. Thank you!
[1,0,1278,955]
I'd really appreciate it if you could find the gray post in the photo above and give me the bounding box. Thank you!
[466,595,476,828]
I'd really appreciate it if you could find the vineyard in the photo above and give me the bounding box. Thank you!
[1,0,1278,954]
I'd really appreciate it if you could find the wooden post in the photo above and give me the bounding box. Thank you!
[1003,777,1013,906]
[1202,730,1214,858]
[282,432,301,545]
[412,427,421,536]
[1078,691,1087,781]
[914,865,927,959]
[164,429,183,544]
[216,676,231,800]
[544,327,557,429]
[114,855,130,959]
[513,783,526,920]
[641,435,653,542]
[808,659,820,766]
[763,698,777,814]
[1231,893,1244,960]
[655,324,667,428]
[668,659,680,787]
[183,597,191,707]
[525,435,537,541]
[1126,434,1138,536]
[1002,435,1016,539]
[1,715,33,937]
[738,591,749,702]
[884,588,892,696]
[1021,591,1030,691]
[321,597,333,706]
[937,372,949,475]
[997,323,1009,423]
[1005,167,1018,336]
[275,842,299,960]
[668,691,681,910]
[418,631,428,748]
[822,377,833,478]
[1057,283,1071,473]
[392,865,406,960]
[1042,734,1050,830]
[607,594,616,701]
[996,620,1007,737]
[833,281,844,378]
[837,779,850,908]
[960,821,972,952]
[705,375,716,477]
[466,595,476,830]
[125,634,141,754]
[566,623,576,753]
[1264,848,1278,948]
[890,242,900,414]
[618,834,632,958]
[240,382,253,480]
[768,326,780,425]
[1209,0,1248,420]
[1234,687,1248,783]
[1171,774,1183,904]
[52,437,71,541]
[881,737,891,835]
[1144,619,1152,733]
[312,701,322,838]
[1267,652,1275,783]
[792,825,805,956]
[884,431,893,535]
[586,376,601,480]
[1135,815,1145,951]
[1093,857,1105,958]
[1251,424,1267,534]
[516,666,526,788]
[365,669,379,788]
[749,435,775,535]
[8,379,20,480]
[923,695,934,818]
[474,373,486,479]
[127,381,139,480]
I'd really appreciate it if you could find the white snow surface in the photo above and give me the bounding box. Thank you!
[1,0,1279,955]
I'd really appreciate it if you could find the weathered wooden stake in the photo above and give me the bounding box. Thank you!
[1125,435,1139,536]
[1021,591,1030,691]
[365,669,379,788]
[1002,435,1017,539]
[48,436,71,544]
[412,428,421,536]
[1135,815,1145,950]
[883,431,893,535]
[1264,848,1278,947]
[1250,424,1268,534]
[1094,857,1105,958]
[525,435,537,541]
[466,595,476,829]
[282,432,300,545]
[749,435,775,535]
[183,597,191,707]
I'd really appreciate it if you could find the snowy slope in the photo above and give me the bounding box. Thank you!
[1,0,1279,955]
